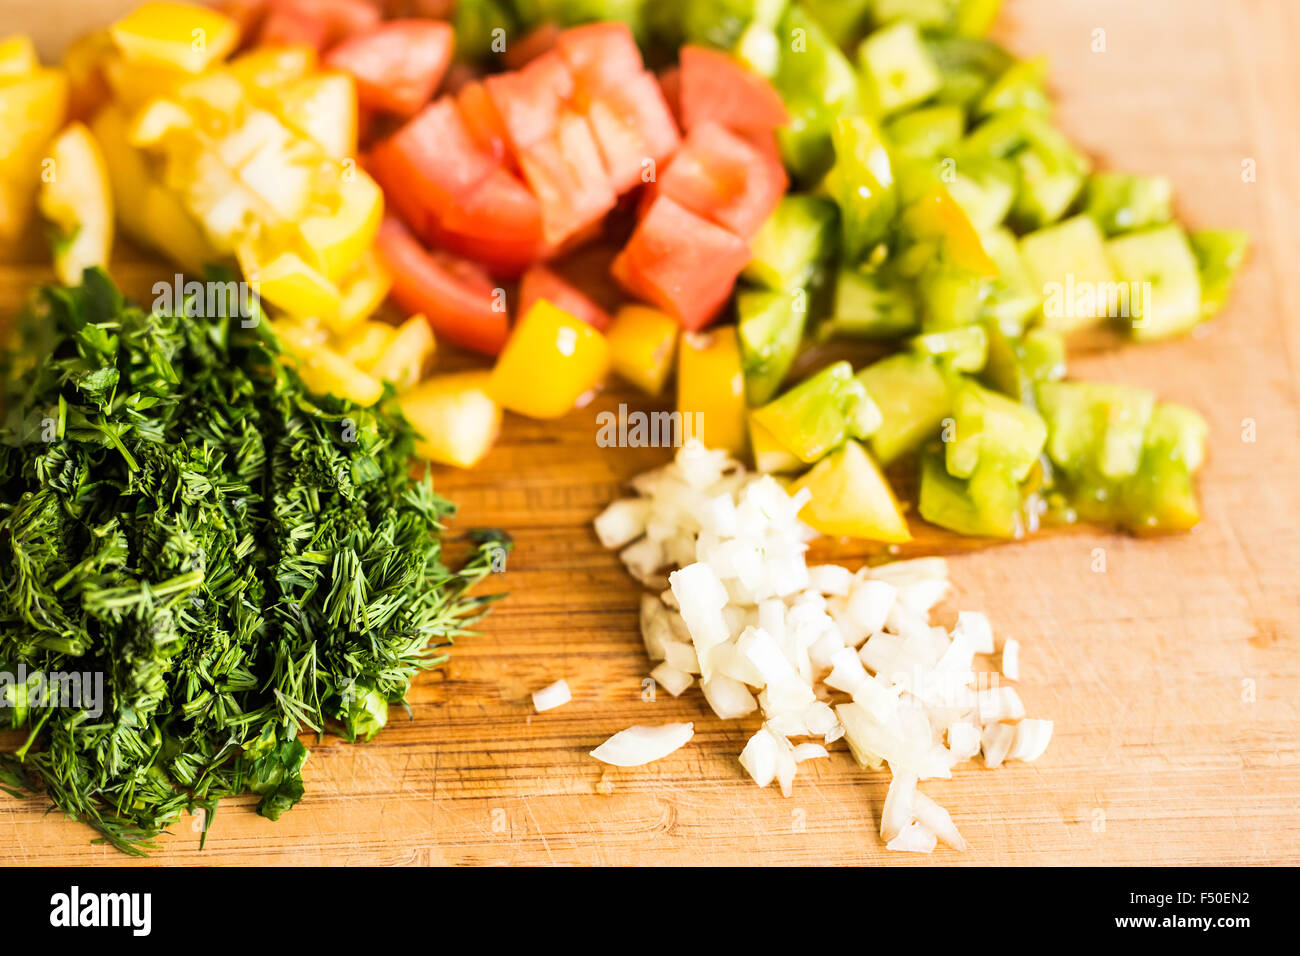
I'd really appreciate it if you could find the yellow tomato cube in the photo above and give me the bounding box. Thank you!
[238,242,341,320]
[677,328,748,456]
[605,305,679,395]
[296,168,383,283]
[367,315,435,391]
[38,122,114,285]
[331,252,392,331]
[489,300,610,419]
[400,372,502,469]
[0,35,38,78]
[110,2,239,74]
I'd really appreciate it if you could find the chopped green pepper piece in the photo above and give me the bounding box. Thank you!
[945,379,1046,482]
[1020,214,1117,331]
[1190,229,1250,320]
[858,21,943,115]
[1036,380,1155,485]
[751,361,881,463]
[982,324,1065,404]
[885,105,966,159]
[909,322,988,372]
[774,6,863,183]
[975,56,1050,117]
[737,288,809,405]
[857,352,954,465]
[826,116,898,265]
[1106,224,1202,340]
[743,195,839,292]
[1083,172,1174,236]
[821,267,917,339]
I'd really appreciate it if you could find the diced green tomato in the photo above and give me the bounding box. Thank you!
[751,361,880,463]
[1020,214,1117,331]
[454,0,517,60]
[1190,229,1249,319]
[873,0,958,29]
[737,288,809,405]
[885,105,965,159]
[826,116,897,265]
[1106,224,1203,340]
[910,323,988,372]
[919,448,1022,537]
[858,21,942,115]
[1012,147,1085,229]
[743,195,839,291]
[955,0,1002,37]
[799,0,874,47]
[979,226,1041,335]
[773,6,863,183]
[822,268,917,339]
[924,35,1012,109]
[1142,401,1207,472]
[749,414,803,473]
[680,0,788,51]
[789,440,911,543]
[1114,402,1206,532]
[734,23,781,76]
[857,352,953,464]
[964,110,1087,229]
[897,185,997,277]
[1036,380,1155,484]
[976,56,1049,117]
[1083,172,1174,236]
[945,379,1046,482]
[946,155,1016,232]
[982,324,1065,404]
[916,267,987,331]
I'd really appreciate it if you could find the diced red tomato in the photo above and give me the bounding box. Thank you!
[485,51,574,153]
[517,111,616,246]
[657,66,682,127]
[292,0,380,44]
[442,167,543,243]
[215,0,269,42]
[611,196,750,331]
[679,45,789,134]
[375,216,509,355]
[424,217,547,278]
[504,22,560,71]
[456,81,512,167]
[655,120,787,240]
[556,22,643,104]
[738,126,782,167]
[367,97,496,229]
[259,4,330,51]
[519,264,612,332]
[583,72,680,193]
[325,20,453,116]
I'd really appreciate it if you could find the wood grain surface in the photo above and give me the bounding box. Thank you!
[1,0,1299,866]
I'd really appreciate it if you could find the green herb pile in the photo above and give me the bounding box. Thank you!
[0,269,508,854]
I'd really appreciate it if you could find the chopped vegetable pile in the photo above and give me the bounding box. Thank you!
[593,441,1051,852]
[0,270,507,853]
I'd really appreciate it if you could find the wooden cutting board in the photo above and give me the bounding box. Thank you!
[2,0,1298,866]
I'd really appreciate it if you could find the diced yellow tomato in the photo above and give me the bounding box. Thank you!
[234,135,316,226]
[89,105,152,237]
[337,321,396,369]
[331,251,392,330]
[173,70,246,123]
[400,371,502,468]
[749,415,802,474]
[0,36,38,78]
[276,72,357,160]
[294,346,384,406]
[238,241,341,319]
[228,46,318,93]
[109,2,239,75]
[489,299,610,419]
[102,53,187,111]
[128,97,195,148]
[0,67,68,172]
[296,168,383,283]
[62,30,113,121]
[140,184,215,273]
[38,122,114,285]
[271,318,330,354]
[789,440,911,543]
[677,328,748,457]
[605,304,679,395]
[0,181,37,247]
[367,314,435,390]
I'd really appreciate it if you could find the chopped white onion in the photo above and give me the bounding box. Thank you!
[532,680,571,713]
[886,820,938,853]
[981,723,1016,768]
[792,742,830,763]
[913,791,967,850]
[1002,638,1021,681]
[701,674,758,719]
[808,564,854,597]
[590,723,694,767]
[593,498,651,550]
[1008,719,1053,762]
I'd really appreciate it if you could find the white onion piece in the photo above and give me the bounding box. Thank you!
[650,662,694,697]
[594,498,651,549]
[532,680,571,713]
[847,578,897,634]
[662,641,700,674]
[1002,638,1021,681]
[947,721,981,760]
[590,723,694,767]
[954,610,995,655]
[824,646,870,696]
[808,564,854,597]
[981,723,1016,768]
[914,791,967,850]
[880,770,917,841]
[1008,719,1053,762]
[701,674,758,719]
[886,820,937,853]
[792,742,829,763]
[639,594,671,662]
[739,728,779,787]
